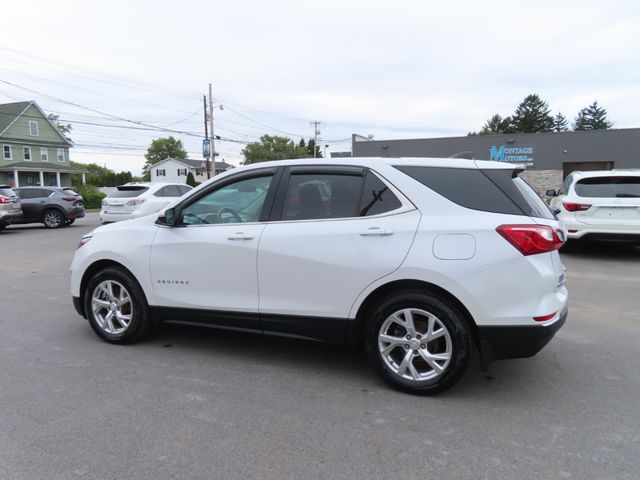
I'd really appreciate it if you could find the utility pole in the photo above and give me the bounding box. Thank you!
[203,94,211,179]
[209,83,216,177]
[310,120,322,158]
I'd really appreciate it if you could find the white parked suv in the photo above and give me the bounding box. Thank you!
[547,170,640,241]
[100,182,192,224]
[71,158,568,394]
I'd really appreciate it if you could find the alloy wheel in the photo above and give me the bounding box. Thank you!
[378,308,452,381]
[91,280,133,335]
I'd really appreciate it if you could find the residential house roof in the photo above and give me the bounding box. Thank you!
[153,157,235,171]
[0,161,85,173]
[0,101,72,145]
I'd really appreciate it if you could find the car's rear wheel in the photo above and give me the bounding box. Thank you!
[365,291,471,395]
[42,209,64,229]
[84,267,152,344]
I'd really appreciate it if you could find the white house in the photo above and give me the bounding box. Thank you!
[150,157,234,184]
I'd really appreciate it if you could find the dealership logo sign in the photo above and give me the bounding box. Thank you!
[489,145,534,165]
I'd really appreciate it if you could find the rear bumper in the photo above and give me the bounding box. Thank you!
[563,218,640,239]
[67,207,85,220]
[478,306,567,363]
[0,210,22,226]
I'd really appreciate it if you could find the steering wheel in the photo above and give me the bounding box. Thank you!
[217,207,243,223]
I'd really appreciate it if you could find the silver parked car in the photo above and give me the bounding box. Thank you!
[0,185,22,232]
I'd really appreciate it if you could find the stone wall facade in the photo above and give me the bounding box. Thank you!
[520,169,563,201]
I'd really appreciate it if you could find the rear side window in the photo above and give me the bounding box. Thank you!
[360,171,402,216]
[154,185,181,197]
[108,187,149,198]
[396,166,554,219]
[574,176,640,198]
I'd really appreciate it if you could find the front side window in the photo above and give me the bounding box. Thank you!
[182,175,273,225]
[23,146,31,161]
[41,149,49,162]
[3,145,11,160]
[57,148,65,162]
[29,121,39,136]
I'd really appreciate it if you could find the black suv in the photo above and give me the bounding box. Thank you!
[13,187,85,229]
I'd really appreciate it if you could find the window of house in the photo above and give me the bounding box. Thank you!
[177,168,188,176]
[3,145,11,160]
[57,148,65,162]
[29,121,39,136]
[41,149,49,162]
[156,169,166,177]
[23,146,32,161]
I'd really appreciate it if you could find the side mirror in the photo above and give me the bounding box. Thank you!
[545,189,558,197]
[552,208,561,215]
[156,207,179,226]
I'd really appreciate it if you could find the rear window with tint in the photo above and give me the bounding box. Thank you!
[0,188,15,197]
[574,176,640,198]
[62,188,80,196]
[395,166,554,220]
[108,187,149,198]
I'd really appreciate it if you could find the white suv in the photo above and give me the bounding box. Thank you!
[547,170,640,241]
[100,182,192,224]
[71,158,568,395]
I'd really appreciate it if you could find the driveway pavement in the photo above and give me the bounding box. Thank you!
[1,213,639,479]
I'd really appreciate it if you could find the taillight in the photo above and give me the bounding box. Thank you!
[0,195,10,204]
[496,224,565,256]
[563,202,591,212]
[125,198,146,207]
[62,196,77,202]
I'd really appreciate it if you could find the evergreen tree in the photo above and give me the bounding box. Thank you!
[553,112,569,132]
[479,114,514,135]
[186,171,198,187]
[572,101,613,130]
[511,94,555,133]
[143,136,188,178]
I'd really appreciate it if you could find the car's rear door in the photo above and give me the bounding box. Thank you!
[16,189,49,221]
[257,166,420,342]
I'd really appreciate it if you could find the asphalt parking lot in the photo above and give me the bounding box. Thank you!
[1,213,639,480]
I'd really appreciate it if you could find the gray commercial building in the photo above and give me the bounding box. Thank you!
[352,128,640,196]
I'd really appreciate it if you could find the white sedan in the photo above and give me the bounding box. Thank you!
[100,182,192,224]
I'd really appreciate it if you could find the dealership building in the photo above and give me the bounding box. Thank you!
[351,128,640,196]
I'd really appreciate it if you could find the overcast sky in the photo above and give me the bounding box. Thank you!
[1,0,638,174]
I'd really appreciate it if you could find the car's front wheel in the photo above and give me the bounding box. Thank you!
[42,209,64,228]
[366,291,471,395]
[84,267,152,344]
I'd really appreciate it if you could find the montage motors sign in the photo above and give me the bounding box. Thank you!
[489,145,535,165]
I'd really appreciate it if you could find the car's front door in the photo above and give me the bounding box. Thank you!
[149,169,279,331]
[257,166,421,342]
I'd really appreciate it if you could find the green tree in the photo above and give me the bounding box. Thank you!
[186,171,198,187]
[70,161,137,187]
[478,114,514,135]
[511,94,554,133]
[306,138,322,158]
[242,135,311,164]
[553,112,569,132]
[572,101,613,131]
[143,136,187,178]
[47,113,72,140]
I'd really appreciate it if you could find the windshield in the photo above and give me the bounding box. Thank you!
[575,176,640,198]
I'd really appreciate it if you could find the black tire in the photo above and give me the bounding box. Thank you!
[365,290,471,395]
[42,209,64,229]
[84,266,153,344]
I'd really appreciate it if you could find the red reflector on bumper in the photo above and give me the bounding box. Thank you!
[534,312,557,322]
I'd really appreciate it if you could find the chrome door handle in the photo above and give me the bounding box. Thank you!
[227,232,254,240]
[359,227,394,236]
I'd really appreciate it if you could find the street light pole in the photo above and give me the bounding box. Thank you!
[209,83,216,177]
[203,94,211,179]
